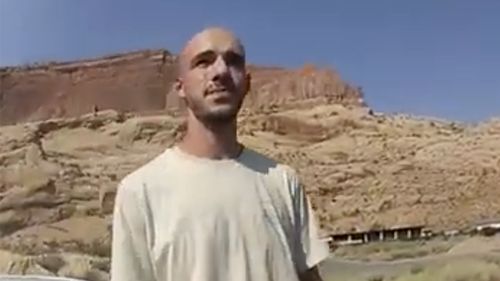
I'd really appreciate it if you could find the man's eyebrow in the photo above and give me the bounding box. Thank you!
[189,49,245,67]
[225,50,245,62]
[190,50,215,64]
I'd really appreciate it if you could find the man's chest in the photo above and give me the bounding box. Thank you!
[156,174,288,230]
[147,170,295,256]
[142,165,302,281]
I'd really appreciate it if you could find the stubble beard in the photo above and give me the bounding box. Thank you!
[185,94,244,126]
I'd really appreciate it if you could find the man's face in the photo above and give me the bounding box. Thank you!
[176,29,249,124]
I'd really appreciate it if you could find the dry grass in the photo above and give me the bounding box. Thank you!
[325,256,500,281]
[333,238,459,262]
[392,258,500,281]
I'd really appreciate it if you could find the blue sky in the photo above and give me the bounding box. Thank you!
[1,0,499,122]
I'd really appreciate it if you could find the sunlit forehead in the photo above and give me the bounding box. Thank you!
[180,27,245,71]
[192,42,244,59]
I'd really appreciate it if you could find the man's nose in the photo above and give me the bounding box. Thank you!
[212,56,229,79]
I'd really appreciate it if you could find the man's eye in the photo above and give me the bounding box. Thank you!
[196,59,209,67]
[225,53,244,67]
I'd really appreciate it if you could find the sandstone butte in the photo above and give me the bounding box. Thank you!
[0,49,364,126]
[0,49,499,279]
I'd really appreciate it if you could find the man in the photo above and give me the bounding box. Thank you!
[110,27,329,281]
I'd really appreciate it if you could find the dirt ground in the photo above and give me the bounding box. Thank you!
[321,235,500,281]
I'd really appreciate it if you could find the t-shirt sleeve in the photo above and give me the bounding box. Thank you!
[290,175,330,274]
[110,179,156,281]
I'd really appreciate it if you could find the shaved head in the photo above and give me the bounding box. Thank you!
[175,27,250,124]
[179,27,245,76]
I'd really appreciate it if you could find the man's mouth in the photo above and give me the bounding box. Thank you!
[207,87,227,94]
[206,87,229,98]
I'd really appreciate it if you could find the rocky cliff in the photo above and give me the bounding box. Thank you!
[0,49,364,125]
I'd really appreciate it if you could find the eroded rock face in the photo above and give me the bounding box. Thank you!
[0,50,177,126]
[0,251,109,281]
[0,50,364,126]
[0,107,498,253]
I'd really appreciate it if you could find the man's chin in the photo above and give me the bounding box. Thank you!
[200,107,239,123]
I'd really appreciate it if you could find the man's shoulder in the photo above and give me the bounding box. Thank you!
[242,147,300,181]
[118,148,174,190]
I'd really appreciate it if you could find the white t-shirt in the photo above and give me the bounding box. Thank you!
[110,146,329,281]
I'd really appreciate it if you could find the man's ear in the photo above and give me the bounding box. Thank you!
[174,78,185,98]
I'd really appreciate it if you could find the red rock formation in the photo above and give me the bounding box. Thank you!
[0,50,176,125]
[244,64,365,111]
[0,49,365,125]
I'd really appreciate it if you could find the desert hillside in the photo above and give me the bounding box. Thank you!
[0,104,498,279]
[0,50,499,280]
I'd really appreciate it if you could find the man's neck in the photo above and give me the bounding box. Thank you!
[177,116,242,160]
